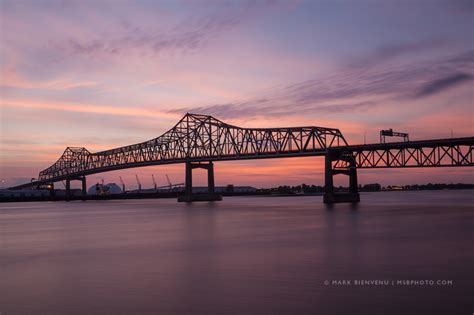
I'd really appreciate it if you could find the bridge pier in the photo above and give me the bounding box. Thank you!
[65,176,87,201]
[81,176,87,200]
[48,182,55,197]
[65,178,71,201]
[324,150,360,204]
[178,161,222,202]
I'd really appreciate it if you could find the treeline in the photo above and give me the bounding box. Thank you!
[263,183,474,194]
[384,183,474,191]
[269,184,325,194]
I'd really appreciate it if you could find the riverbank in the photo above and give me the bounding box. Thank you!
[1,187,473,203]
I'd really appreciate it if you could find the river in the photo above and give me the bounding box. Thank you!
[1,191,473,314]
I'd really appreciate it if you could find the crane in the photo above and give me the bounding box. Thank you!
[164,174,184,192]
[151,174,157,192]
[135,174,142,192]
[166,174,172,192]
[119,176,126,193]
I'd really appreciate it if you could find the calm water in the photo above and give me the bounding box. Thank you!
[1,191,473,314]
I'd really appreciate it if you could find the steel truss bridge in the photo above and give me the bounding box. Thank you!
[10,113,474,203]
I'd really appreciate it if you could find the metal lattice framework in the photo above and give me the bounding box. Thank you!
[37,113,347,182]
[7,113,473,191]
[333,138,473,169]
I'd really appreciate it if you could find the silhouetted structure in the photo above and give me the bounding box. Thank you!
[8,113,474,203]
[380,129,409,143]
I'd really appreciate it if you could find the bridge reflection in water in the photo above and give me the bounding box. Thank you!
[10,113,474,203]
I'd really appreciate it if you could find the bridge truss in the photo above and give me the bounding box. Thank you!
[9,113,474,203]
[37,113,348,182]
[333,138,473,169]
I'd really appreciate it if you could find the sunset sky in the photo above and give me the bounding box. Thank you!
[1,0,473,189]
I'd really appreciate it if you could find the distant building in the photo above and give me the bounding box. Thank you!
[224,186,257,193]
[383,185,404,191]
[88,183,122,195]
[191,186,257,193]
[54,189,83,197]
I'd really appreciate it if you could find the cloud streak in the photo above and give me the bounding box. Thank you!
[61,5,261,59]
[170,50,474,119]
[1,99,179,120]
[416,73,472,97]
[349,39,446,68]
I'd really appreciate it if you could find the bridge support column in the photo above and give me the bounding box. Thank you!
[81,176,87,199]
[323,150,360,204]
[47,182,55,198]
[185,161,193,197]
[178,161,222,202]
[207,161,215,194]
[65,178,71,201]
[324,152,335,198]
[349,160,358,194]
[64,176,88,201]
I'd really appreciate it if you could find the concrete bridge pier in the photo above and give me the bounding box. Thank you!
[80,176,87,200]
[323,150,360,204]
[48,182,55,197]
[64,176,87,201]
[178,161,222,202]
[65,178,71,201]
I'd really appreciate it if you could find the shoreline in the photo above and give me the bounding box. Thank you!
[1,188,473,203]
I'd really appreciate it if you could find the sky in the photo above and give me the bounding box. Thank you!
[1,0,473,189]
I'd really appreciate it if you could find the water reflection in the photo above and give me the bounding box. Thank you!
[0,191,472,314]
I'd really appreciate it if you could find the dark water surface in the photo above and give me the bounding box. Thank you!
[1,191,473,314]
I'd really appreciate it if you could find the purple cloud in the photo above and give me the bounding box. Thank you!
[169,50,474,119]
[349,39,446,68]
[62,5,261,58]
[416,73,473,97]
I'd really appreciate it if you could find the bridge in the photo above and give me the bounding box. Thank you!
[9,113,474,203]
